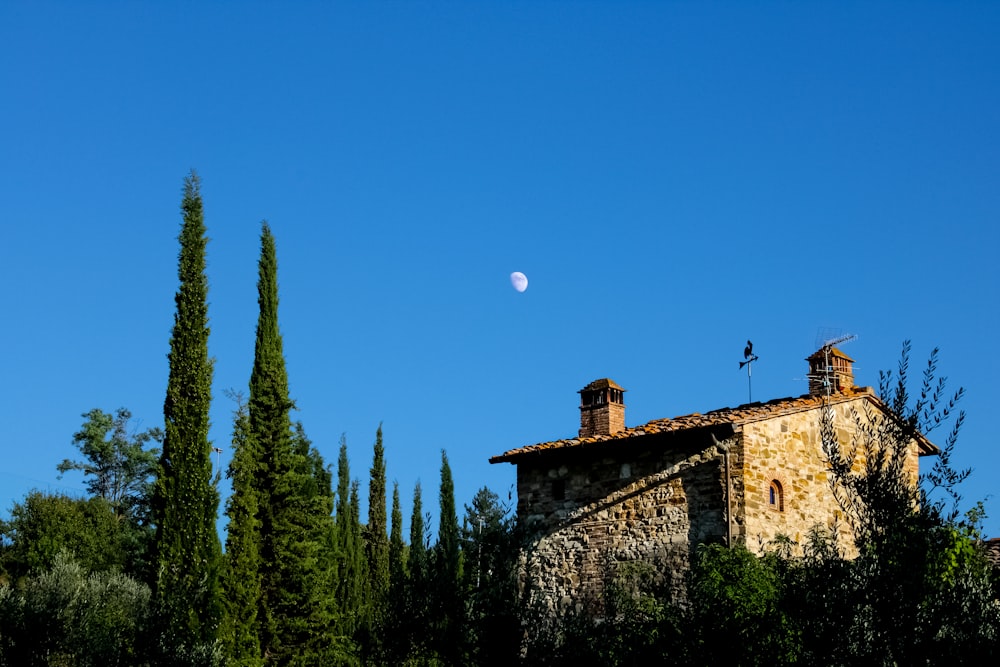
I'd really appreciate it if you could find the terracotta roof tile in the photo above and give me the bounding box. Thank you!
[490,386,936,464]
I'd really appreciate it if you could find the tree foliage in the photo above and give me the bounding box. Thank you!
[0,551,151,667]
[332,436,365,647]
[0,492,127,581]
[220,392,263,667]
[462,487,521,667]
[432,449,464,662]
[360,424,389,660]
[243,222,340,664]
[58,407,161,525]
[150,170,223,663]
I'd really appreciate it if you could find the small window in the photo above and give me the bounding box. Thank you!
[768,480,784,512]
[552,480,566,501]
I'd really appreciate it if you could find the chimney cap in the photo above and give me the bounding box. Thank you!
[579,378,625,393]
[807,347,855,363]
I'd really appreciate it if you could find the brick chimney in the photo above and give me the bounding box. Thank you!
[807,347,855,397]
[579,379,625,437]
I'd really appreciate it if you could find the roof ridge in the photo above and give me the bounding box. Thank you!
[490,386,890,464]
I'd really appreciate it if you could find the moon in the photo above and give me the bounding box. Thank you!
[510,271,528,293]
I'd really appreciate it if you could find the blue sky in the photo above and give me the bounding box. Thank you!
[2,1,998,539]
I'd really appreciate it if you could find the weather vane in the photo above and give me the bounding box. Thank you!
[739,340,759,403]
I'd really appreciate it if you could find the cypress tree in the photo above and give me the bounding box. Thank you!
[405,481,429,660]
[248,223,336,663]
[151,171,223,663]
[348,478,367,647]
[389,481,406,587]
[386,481,407,662]
[291,422,340,660]
[247,221,291,659]
[222,395,263,667]
[364,424,390,641]
[333,437,364,642]
[408,481,428,595]
[436,451,461,588]
[433,449,464,662]
[221,394,263,666]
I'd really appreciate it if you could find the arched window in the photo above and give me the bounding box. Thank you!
[768,480,784,512]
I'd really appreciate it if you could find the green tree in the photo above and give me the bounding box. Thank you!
[332,437,364,645]
[247,220,295,660]
[220,393,263,667]
[150,170,223,664]
[361,424,389,659]
[0,551,151,667]
[685,543,799,666]
[290,422,341,662]
[248,222,338,664]
[432,449,465,663]
[385,481,407,663]
[800,342,1000,664]
[462,487,521,666]
[58,407,161,524]
[388,481,406,591]
[408,481,428,592]
[402,481,430,661]
[57,407,161,580]
[0,492,126,581]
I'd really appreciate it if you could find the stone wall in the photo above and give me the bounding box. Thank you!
[517,433,727,611]
[737,403,849,553]
[736,395,923,556]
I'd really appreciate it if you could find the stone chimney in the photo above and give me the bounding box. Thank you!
[807,347,855,397]
[579,379,625,437]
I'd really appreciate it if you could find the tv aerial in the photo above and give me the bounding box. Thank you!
[739,339,759,403]
[812,330,858,399]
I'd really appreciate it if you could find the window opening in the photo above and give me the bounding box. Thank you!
[768,480,784,512]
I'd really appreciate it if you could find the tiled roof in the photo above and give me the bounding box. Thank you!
[490,386,937,464]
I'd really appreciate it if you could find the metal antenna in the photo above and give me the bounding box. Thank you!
[739,339,759,403]
[815,332,857,399]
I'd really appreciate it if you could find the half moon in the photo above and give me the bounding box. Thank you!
[510,271,528,293]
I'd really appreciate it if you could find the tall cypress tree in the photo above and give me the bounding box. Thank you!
[365,425,390,620]
[386,481,407,662]
[333,437,364,642]
[151,171,223,663]
[248,222,336,663]
[436,450,461,589]
[291,421,340,659]
[408,481,427,594]
[358,424,390,660]
[247,222,291,659]
[348,477,366,650]
[405,481,429,660]
[221,394,263,667]
[388,481,406,588]
[433,449,464,662]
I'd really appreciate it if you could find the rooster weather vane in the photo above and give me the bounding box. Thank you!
[739,340,759,403]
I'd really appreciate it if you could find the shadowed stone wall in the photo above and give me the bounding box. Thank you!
[517,432,728,611]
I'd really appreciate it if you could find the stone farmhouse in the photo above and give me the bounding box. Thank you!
[490,347,938,611]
